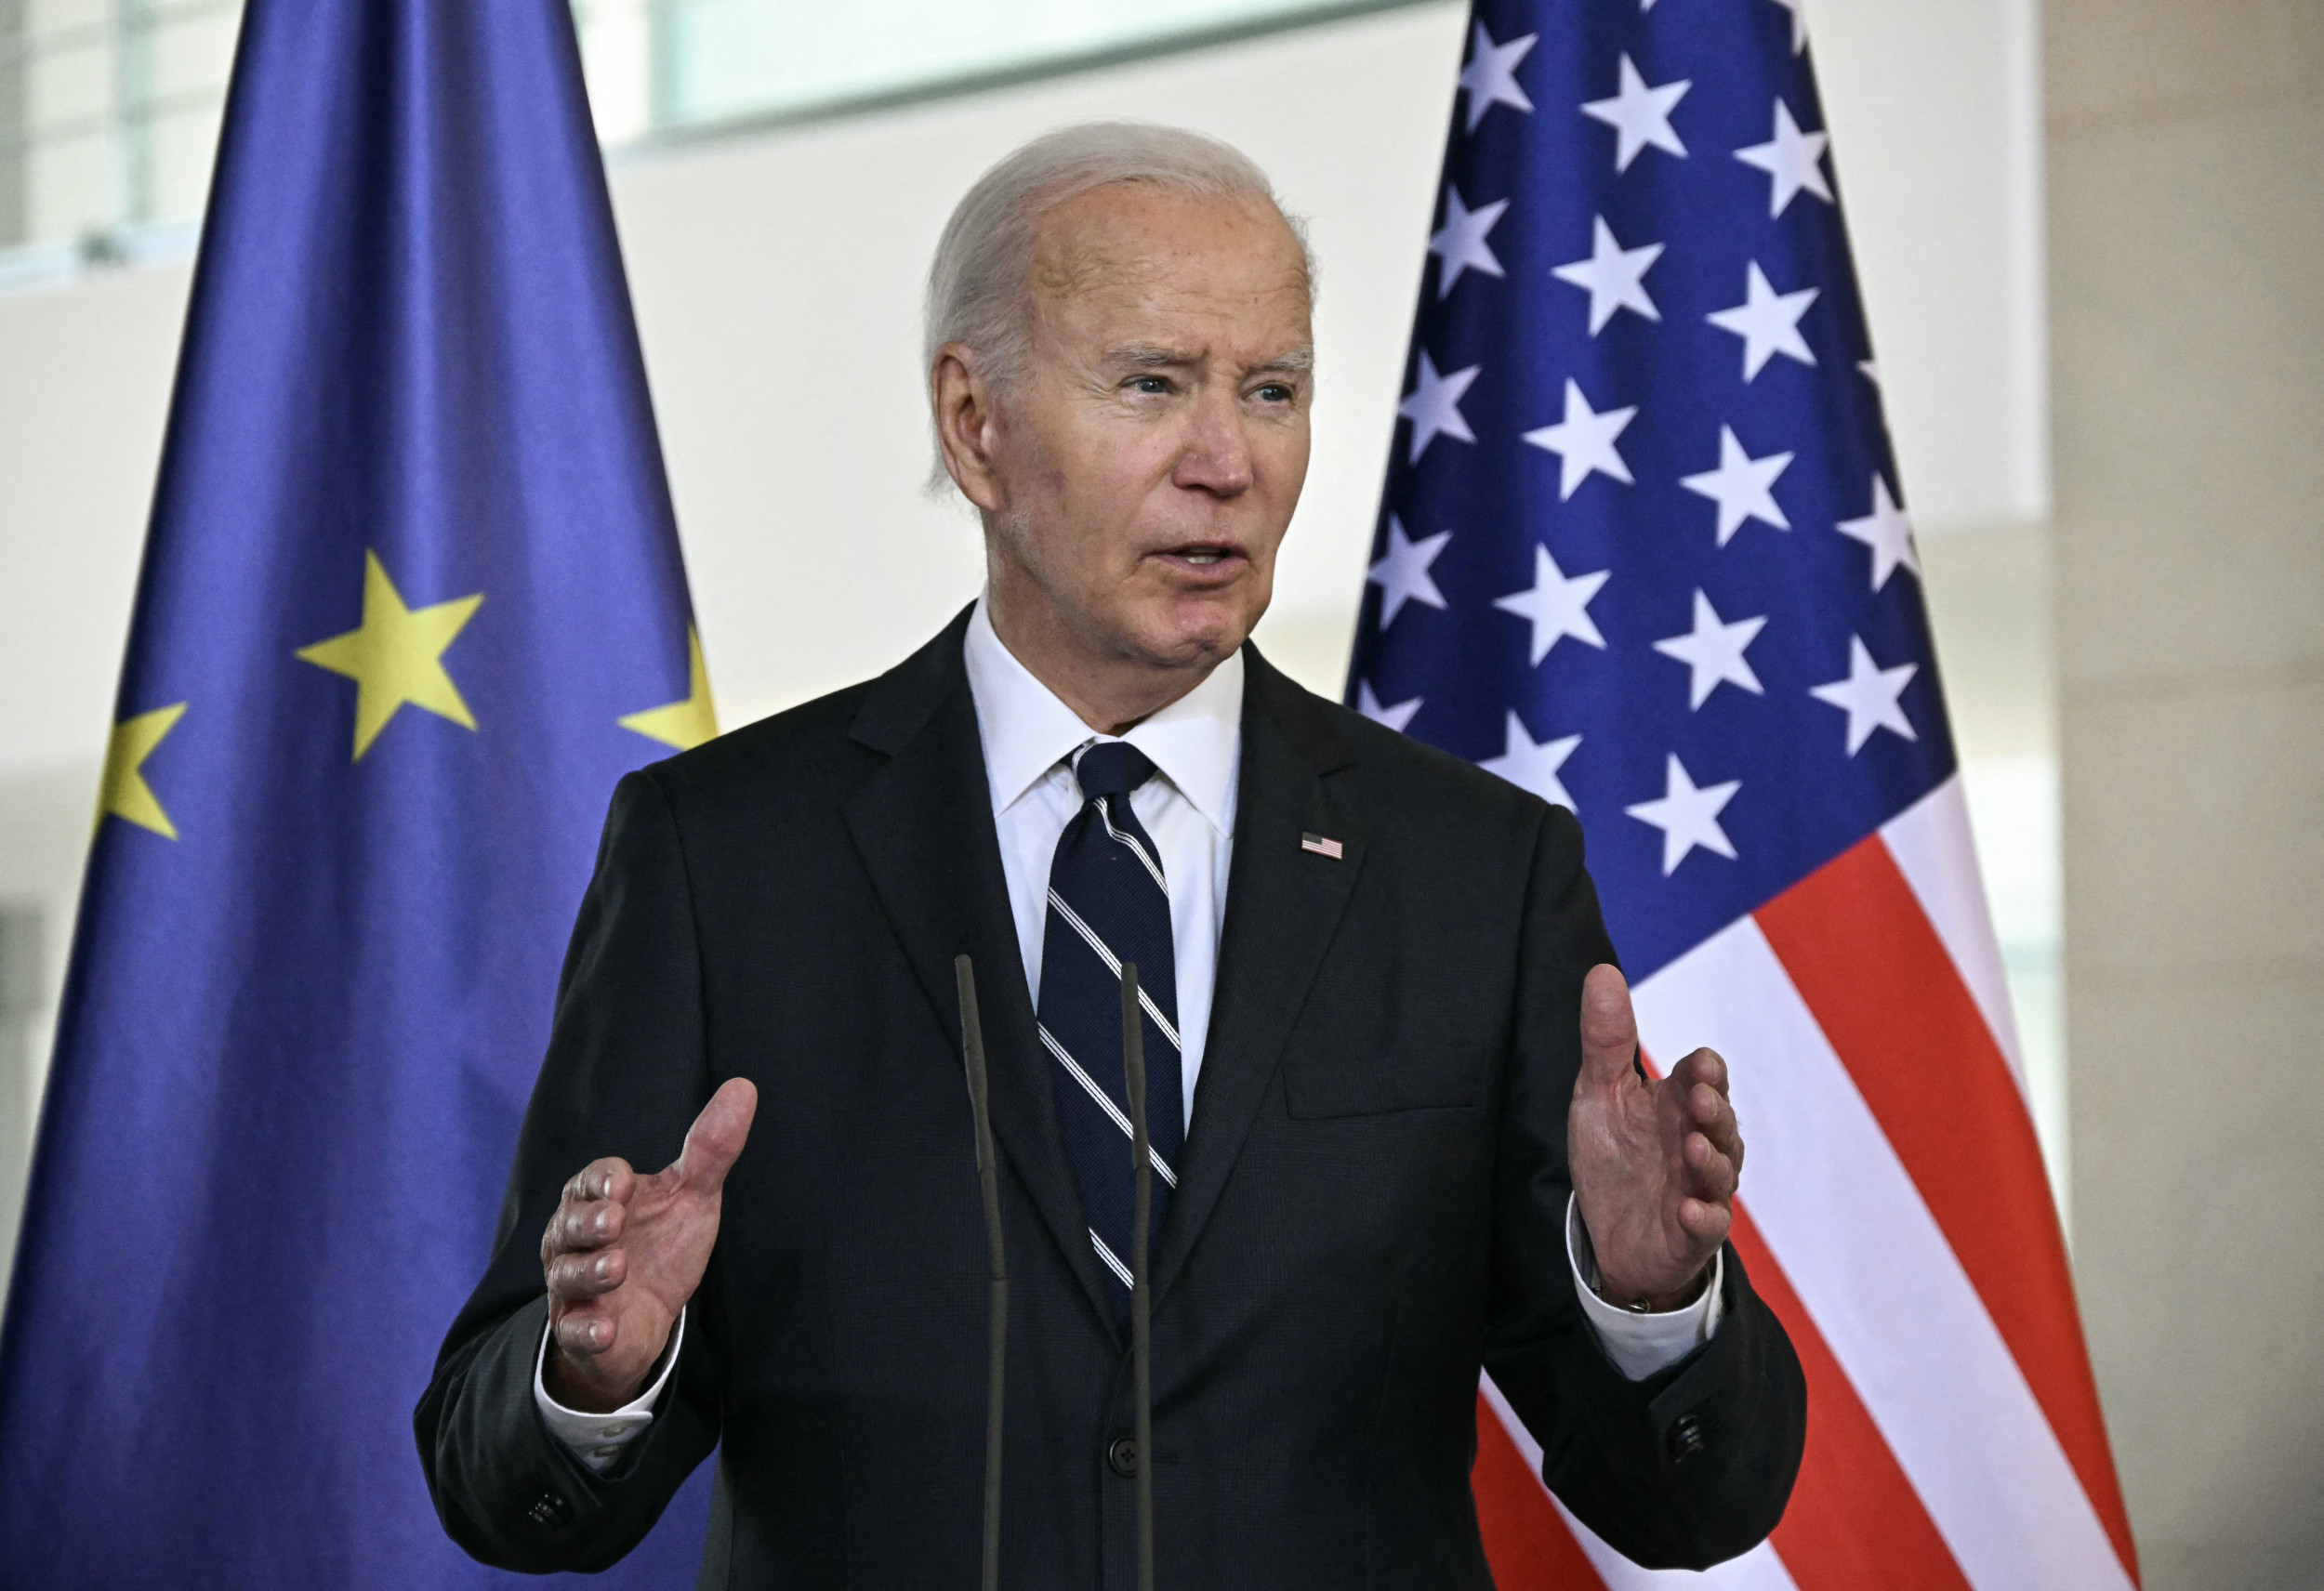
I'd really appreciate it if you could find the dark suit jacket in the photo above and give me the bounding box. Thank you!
[415,609,1805,1588]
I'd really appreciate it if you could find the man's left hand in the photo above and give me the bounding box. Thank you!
[1567,963,1743,1309]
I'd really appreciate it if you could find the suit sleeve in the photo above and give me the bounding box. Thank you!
[1481,803,1806,1571]
[413,768,725,1571]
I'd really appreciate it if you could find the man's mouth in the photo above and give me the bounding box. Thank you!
[1158,542,1244,571]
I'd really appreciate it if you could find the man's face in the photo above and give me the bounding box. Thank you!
[970,183,1314,677]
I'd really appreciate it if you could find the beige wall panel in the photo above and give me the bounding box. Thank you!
[2068,961,2324,1584]
[2046,0,2324,130]
[2049,95,2324,688]
[2066,680,2324,971]
[2050,0,2324,1583]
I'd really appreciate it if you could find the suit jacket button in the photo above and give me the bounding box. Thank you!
[1107,1436,1140,1478]
[527,1492,574,1530]
[1667,1413,1708,1464]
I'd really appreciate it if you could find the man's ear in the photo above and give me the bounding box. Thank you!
[931,344,1006,513]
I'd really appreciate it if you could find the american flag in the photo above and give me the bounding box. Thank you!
[1344,4,2139,1586]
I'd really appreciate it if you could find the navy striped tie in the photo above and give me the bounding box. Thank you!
[1037,742,1185,1321]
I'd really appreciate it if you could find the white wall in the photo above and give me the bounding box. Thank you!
[608,3,1471,727]
[615,0,2050,724]
[0,0,2048,768]
[0,0,2051,1271]
[1814,0,2049,531]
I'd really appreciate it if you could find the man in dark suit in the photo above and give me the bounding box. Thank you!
[416,122,1804,1586]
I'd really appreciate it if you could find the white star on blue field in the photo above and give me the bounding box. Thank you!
[1347,0,1952,979]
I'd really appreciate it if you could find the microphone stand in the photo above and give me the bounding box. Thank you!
[954,955,1007,1591]
[1120,964,1155,1591]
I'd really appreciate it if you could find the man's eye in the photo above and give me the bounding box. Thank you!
[1129,376,1170,395]
[1254,384,1293,403]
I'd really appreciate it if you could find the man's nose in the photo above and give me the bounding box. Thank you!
[1171,388,1255,497]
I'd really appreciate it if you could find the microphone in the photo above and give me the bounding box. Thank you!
[1119,963,1155,1591]
[953,955,1007,1591]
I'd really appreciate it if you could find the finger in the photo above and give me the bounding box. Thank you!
[669,1077,759,1195]
[1577,964,1640,1091]
[562,1157,638,1207]
[1683,1131,1740,1204]
[1691,1084,1743,1164]
[547,1246,627,1301]
[1671,1045,1729,1098]
[550,1199,626,1256]
[553,1305,619,1359]
[1675,1193,1733,1248]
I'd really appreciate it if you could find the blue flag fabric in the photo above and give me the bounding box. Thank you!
[0,1,716,1582]
[1346,0,1954,983]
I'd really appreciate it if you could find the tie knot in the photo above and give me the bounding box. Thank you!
[1073,742,1157,802]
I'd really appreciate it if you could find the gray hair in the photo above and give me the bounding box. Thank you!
[923,123,1314,487]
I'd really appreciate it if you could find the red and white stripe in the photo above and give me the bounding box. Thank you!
[1475,777,2139,1589]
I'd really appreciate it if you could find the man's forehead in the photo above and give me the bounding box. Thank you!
[1029,183,1310,305]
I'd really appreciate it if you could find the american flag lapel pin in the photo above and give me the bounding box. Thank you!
[1300,832,1344,861]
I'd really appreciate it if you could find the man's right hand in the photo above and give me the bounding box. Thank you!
[540,1077,759,1413]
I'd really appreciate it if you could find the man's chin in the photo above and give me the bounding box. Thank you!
[1129,601,1261,672]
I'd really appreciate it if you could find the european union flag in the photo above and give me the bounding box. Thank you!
[0,1,718,1582]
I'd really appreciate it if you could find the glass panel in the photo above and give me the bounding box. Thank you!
[645,0,1363,127]
[27,13,112,129]
[26,125,111,243]
[0,2,30,246]
[3,0,239,265]
[0,0,1396,281]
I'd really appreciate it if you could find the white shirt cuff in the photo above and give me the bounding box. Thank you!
[532,1308,685,1475]
[1565,1194,1725,1381]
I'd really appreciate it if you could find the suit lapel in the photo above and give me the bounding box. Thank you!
[840,611,1120,1332]
[1152,648,1364,1308]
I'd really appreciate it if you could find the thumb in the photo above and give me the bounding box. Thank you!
[1578,964,1639,1090]
[672,1077,759,1195]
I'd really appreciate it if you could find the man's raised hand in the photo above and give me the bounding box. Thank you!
[1566,964,1743,1310]
[540,1077,758,1412]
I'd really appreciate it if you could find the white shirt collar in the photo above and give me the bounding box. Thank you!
[963,595,1243,837]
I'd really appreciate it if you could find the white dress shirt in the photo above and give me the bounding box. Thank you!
[537,597,1720,1469]
[964,596,1241,1132]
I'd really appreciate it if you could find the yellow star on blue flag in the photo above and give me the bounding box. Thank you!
[295,549,483,760]
[618,628,718,752]
[98,703,189,839]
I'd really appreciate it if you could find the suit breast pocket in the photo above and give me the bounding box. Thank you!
[1283,1044,1492,1119]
